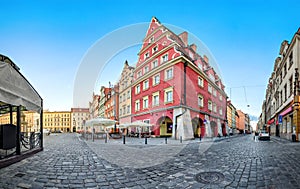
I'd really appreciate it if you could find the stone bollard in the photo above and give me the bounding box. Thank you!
[165,137,167,144]
[145,137,148,144]
[180,136,182,143]
[123,135,126,144]
[105,133,108,143]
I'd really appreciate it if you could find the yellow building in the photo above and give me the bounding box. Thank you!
[0,111,40,133]
[43,111,71,132]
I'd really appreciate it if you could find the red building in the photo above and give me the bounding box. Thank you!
[131,17,227,139]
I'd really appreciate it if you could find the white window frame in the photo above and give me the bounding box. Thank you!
[152,45,158,53]
[143,96,149,109]
[136,84,140,94]
[213,103,217,112]
[143,79,149,90]
[152,91,160,106]
[208,100,212,111]
[213,88,217,97]
[162,53,168,63]
[219,107,223,115]
[164,87,173,104]
[153,74,160,86]
[144,65,149,73]
[198,76,204,87]
[198,94,204,107]
[165,67,173,80]
[144,52,149,59]
[135,100,140,112]
[152,59,158,69]
[208,84,212,93]
[137,71,142,78]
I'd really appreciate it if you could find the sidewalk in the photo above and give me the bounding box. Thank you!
[270,135,293,144]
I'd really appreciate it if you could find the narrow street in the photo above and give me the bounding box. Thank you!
[0,133,299,189]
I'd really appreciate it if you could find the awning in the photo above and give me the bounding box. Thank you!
[267,119,274,125]
[0,59,42,113]
[280,107,293,117]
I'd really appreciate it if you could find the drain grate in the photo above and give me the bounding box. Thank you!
[14,173,25,178]
[195,171,225,184]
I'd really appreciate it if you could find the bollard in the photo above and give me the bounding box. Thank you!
[180,136,182,143]
[145,137,148,144]
[123,135,126,144]
[200,135,202,141]
[165,137,167,144]
[105,133,107,143]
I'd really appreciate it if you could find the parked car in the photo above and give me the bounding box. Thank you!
[258,130,270,140]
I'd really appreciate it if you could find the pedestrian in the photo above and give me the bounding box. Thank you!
[254,131,259,142]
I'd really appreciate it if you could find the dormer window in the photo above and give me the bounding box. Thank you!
[153,46,158,53]
[144,52,149,59]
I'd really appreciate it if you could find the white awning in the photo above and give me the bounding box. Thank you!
[0,60,42,113]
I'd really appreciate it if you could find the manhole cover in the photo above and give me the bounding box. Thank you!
[195,171,225,184]
[14,173,25,178]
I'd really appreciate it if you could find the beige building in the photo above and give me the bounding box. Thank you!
[43,111,71,132]
[71,108,89,132]
[0,111,40,133]
[89,93,100,119]
[119,60,135,124]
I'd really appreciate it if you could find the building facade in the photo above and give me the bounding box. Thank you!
[99,86,111,118]
[0,111,40,133]
[131,17,227,139]
[260,28,300,140]
[71,108,89,132]
[105,83,119,121]
[43,111,71,132]
[236,110,250,133]
[89,93,100,119]
[227,100,238,133]
[119,60,135,124]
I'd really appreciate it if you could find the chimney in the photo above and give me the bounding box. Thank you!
[178,31,188,47]
[203,55,209,63]
[190,44,197,52]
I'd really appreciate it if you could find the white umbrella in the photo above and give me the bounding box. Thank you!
[85,117,116,141]
[129,120,153,127]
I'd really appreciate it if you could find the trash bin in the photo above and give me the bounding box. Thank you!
[292,134,296,142]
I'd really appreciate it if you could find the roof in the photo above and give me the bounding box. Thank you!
[0,54,42,113]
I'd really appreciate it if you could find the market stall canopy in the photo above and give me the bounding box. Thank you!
[85,117,116,127]
[0,56,42,113]
[129,121,153,127]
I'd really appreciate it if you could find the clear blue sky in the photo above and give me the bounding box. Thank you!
[0,0,299,118]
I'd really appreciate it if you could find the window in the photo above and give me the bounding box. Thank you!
[144,52,149,59]
[120,109,122,115]
[208,100,212,111]
[127,90,130,99]
[219,108,223,115]
[153,92,159,106]
[144,66,149,73]
[135,100,140,112]
[165,68,173,80]
[208,84,212,93]
[284,64,287,76]
[162,54,168,63]
[149,36,154,43]
[136,84,140,94]
[164,87,173,103]
[213,89,217,97]
[143,96,149,109]
[153,74,160,86]
[198,77,204,87]
[198,95,203,107]
[123,107,126,115]
[289,76,293,97]
[137,71,142,78]
[213,103,217,112]
[143,80,149,90]
[219,95,222,101]
[289,51,293,68]
[152,46,158,53]
[284,84,287,101]
[127,105,130,113]
[120,96,122,102]
[152,60,158,68]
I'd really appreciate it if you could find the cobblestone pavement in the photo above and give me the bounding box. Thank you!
[0,133,300,189]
